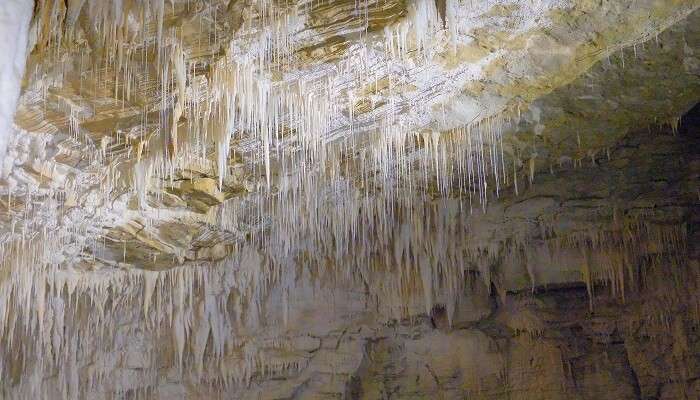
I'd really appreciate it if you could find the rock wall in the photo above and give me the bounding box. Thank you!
[1,113,697,399]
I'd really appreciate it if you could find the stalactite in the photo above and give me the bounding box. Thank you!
[0,0,697,396]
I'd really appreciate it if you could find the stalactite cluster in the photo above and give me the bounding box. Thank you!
[0,0,698,398]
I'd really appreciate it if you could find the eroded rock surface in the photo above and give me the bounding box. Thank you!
[0,119,696,399]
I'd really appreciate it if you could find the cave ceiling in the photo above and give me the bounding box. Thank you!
[0,0,696,269]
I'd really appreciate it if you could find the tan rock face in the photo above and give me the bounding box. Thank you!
[1,0,696,270]
[0,0,698,398]
[0,121,695,398]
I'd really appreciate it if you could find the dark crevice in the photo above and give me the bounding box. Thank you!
[679,102,700,137]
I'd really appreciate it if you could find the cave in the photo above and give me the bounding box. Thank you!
[0,0,699,399]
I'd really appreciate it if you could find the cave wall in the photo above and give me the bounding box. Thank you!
[1,117,697,399]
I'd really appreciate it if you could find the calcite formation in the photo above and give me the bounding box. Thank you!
[0,0,698,398]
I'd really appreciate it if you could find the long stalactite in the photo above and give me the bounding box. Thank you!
[0,0,698,398]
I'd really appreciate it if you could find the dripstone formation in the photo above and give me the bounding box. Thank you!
[0,0,698,398]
